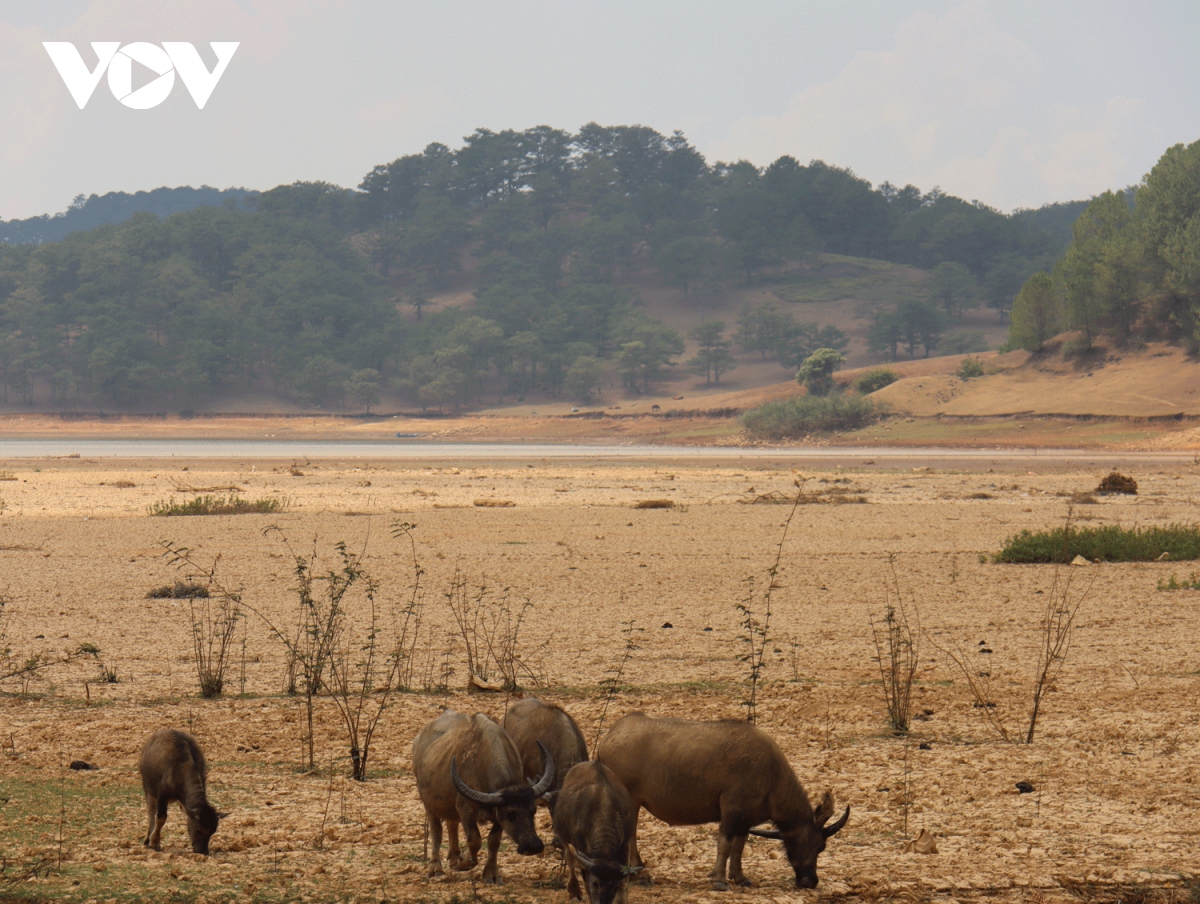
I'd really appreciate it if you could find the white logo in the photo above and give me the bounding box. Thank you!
[43,41,239,109]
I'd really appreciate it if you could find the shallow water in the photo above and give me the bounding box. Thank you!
[0,437,1189,466]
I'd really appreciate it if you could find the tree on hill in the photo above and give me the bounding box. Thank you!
[796,348,845,396]
[686,321,736,385]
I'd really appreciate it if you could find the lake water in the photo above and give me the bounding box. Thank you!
[0,438,1190,466]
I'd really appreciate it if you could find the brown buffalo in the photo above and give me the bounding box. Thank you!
[596,712,848,890]
[137,729,224,854]
[552,761,641,904]
[412,709,554,884]
[502,697,588,812]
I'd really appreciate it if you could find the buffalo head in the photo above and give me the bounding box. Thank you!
[749,791,849,888]
[451,741,555,855]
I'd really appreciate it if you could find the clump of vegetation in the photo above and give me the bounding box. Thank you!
[995,523,1200,564]
[869,558,920,733]
[0,470,16,481]
[743,394,879,439]
[957,356,985,379]
[146,581,210,599]
[796,348,845,397]
[1097,472,1138,495]
[632,499,674,509]
[148,495,286,516]
[1157,573,1200,591]
[854,368,897,394]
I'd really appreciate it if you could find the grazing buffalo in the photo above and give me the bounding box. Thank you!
[502,698,588,812]
[596,713,849,890]
[137,729,224,854]
[552,761,640,904]
[412,709,554,884]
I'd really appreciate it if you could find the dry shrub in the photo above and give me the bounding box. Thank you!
[111,479,136,488]
[157,543,244,699]
[869,558,920,733]
[148,495,286,516]
[146,581,210,599]
[473,498,515,507]
[1070,492,1099,504]
[1097,471,1137,495]
[444,568,543,692]
[632,499,674,509]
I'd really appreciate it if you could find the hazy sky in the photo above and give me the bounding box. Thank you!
[1,0,1197,220]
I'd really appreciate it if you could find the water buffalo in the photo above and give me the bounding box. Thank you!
[552,761,640,904]
[502,697,588,812]
[596,712,849,890]
[412,709,554,884]
[137,729,224,854]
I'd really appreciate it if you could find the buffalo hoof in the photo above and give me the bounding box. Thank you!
[633,870,654,887]
[426,865,444,879]
[454,856,476,872]
[733,877,753,888]
[712,880,730,892]
[482,870,503,886]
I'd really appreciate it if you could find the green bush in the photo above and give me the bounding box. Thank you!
[148,495,286,516]
[854,368,897,394]
[743,394,880,439]
[995,523,1200,564]
[957,356,986,379]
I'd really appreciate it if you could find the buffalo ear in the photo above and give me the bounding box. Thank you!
[812,790,835,826]
[216,812,230,821]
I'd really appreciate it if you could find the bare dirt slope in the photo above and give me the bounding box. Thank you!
[0,457,1197,903]
[872,342,1200,418]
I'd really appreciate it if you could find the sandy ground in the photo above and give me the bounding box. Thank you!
[0,457,1198,903]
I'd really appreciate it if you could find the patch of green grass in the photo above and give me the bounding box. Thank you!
[147,495,286,516]
[766,254,930,306]
[995,523,1200,564]
[743,393,880,439]
[1157,573,1200,591]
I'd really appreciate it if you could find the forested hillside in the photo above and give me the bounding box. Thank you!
[0,124,1080,411]
[0,186,253,245]
[1010,139,1200,355]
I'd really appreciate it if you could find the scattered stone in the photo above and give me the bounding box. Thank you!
[1015,781,1035,794]
[69,760,98,771]
[1070,555,1091,567]
[661,622,673,629]
[919,741,932,750]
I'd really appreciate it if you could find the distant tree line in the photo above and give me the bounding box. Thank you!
[0,123,1084,409]
[1009,139,1200,354]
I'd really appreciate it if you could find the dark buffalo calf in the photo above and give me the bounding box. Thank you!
[138,729,223,854]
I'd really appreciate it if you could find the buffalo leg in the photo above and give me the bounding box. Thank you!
[481,822,504,885]
[143,794,158,847]
[148,797,169,851]
[426,814,445,878]
[726,835,750,887]
[711,832,733,890]
[458,815,482,871]
[627,810,653,885]
[564,845,583,901]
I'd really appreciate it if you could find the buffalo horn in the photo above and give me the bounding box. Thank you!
[822,805,850,838]
[571,847,596,870]
[528,741,556,798]
[747,827,784,839]
[450,755,506,806]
